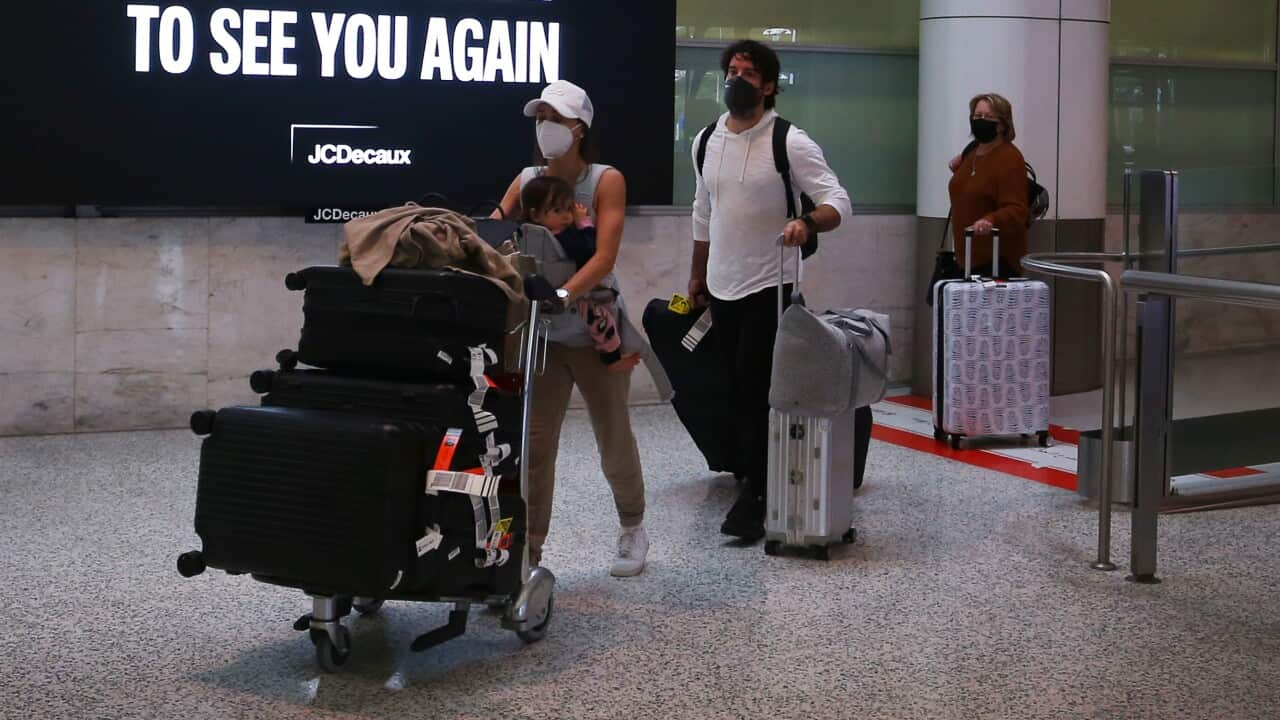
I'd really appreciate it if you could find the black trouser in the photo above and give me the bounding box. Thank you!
[711,285,874,496]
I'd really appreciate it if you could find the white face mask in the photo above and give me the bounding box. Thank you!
[536,120,577,159]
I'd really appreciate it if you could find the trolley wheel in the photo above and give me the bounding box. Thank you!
[763,540,783,557]
[842,529,857,545]
[949,434,962,450]
[933,427,948,442]
[1037,431,1051,447]
[516,594,553,644]
[811,545,832,562]
[312,626,351,673]
[352,598,383,616]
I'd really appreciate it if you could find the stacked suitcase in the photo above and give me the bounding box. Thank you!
[932,229,1052,448]
[176,217,557,673]
[763,246,861,560]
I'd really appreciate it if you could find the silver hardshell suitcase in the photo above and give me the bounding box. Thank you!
[932,229,1051,449]
[764,409,858,560]
[764,243,857,560]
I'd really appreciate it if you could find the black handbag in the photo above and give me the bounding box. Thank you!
[925,209,964,306]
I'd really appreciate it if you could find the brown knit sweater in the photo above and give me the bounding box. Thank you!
[948,141,1029,274]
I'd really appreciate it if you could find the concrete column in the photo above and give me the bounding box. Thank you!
[911,0,1111,397]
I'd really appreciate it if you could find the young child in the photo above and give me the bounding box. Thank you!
[520,175,626,370]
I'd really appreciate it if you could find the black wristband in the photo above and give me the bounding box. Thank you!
[800,213,818,233]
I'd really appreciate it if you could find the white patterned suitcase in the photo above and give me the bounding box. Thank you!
[931,230,1051,449]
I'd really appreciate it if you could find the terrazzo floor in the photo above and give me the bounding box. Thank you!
[2,404,1279,720]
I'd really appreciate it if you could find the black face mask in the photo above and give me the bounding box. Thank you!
[724,77,761,116]
[971,117,1000,143]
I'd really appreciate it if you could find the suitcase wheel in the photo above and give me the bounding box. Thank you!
[948,434,963,450]
[811,545,831,562]
[249,370,275,394]
[276,349,299,371]
[353,597,384,616]
[763,540,782,557]
[189,410,216,437]
[284,272,307,292]
[176,551,206,578]
[933,427,947,443]
[312,625,351,673]
[1037,431,1051,448]
[842,529,857,545]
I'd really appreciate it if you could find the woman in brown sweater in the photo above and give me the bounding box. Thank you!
[948,93,1029,275]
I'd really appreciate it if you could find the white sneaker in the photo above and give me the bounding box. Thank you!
[610,525,648,577]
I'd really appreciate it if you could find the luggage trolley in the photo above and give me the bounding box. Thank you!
[176,273,561,673]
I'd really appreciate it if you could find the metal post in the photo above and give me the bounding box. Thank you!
[1018,252,1122,569]
[1118,168,1133,435]
[1130,295,1172,583]
[1092,271,1119,571]
[518,301,541,583]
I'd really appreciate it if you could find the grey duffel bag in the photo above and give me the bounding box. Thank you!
[770,305,891,417]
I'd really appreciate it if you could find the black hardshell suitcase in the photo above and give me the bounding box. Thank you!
[286,266,521,380]
[251,368,522,476]
[642,299,744,478]
[191,405,525,599]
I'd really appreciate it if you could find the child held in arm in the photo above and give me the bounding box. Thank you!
[521,176,628,371]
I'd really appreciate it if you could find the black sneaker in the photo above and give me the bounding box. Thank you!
[720,487,766,541]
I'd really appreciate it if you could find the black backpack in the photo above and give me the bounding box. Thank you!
[695,117,820,259]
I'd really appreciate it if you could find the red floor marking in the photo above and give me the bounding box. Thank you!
[885,395,933,411]
[885,395,1082,444]
[871,424,1079,492]
[1203,467,1267,479]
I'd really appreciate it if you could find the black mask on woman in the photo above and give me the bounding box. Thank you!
[971,117,1000,143]
[724,77,761,116]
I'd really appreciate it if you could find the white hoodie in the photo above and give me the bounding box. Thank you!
[691,110,853,301]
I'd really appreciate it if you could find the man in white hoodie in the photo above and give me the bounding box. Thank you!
[688,40,853,540]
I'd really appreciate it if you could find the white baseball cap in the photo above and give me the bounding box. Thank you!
[522,80,595,127]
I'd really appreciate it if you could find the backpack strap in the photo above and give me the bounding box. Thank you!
[695,122,717,179]
[773,117,798,219]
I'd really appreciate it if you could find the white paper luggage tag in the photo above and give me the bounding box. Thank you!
[416,525,444,557]
[681,309,714,351]
[426,470,501,498]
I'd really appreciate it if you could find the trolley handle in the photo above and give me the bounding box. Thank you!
[963,227,1000,279]
[776,235,804,322]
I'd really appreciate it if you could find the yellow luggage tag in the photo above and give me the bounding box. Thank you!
[668,294,692,316]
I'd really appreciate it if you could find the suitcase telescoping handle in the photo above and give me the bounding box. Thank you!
[963,227,999,279]
[776,235,803,322]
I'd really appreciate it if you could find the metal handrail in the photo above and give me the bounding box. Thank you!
[1021,252,1121,572]
[1176,242,1280,258]
[1122,270,1280,309]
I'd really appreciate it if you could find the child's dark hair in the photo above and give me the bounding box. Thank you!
[520,175,576,221]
